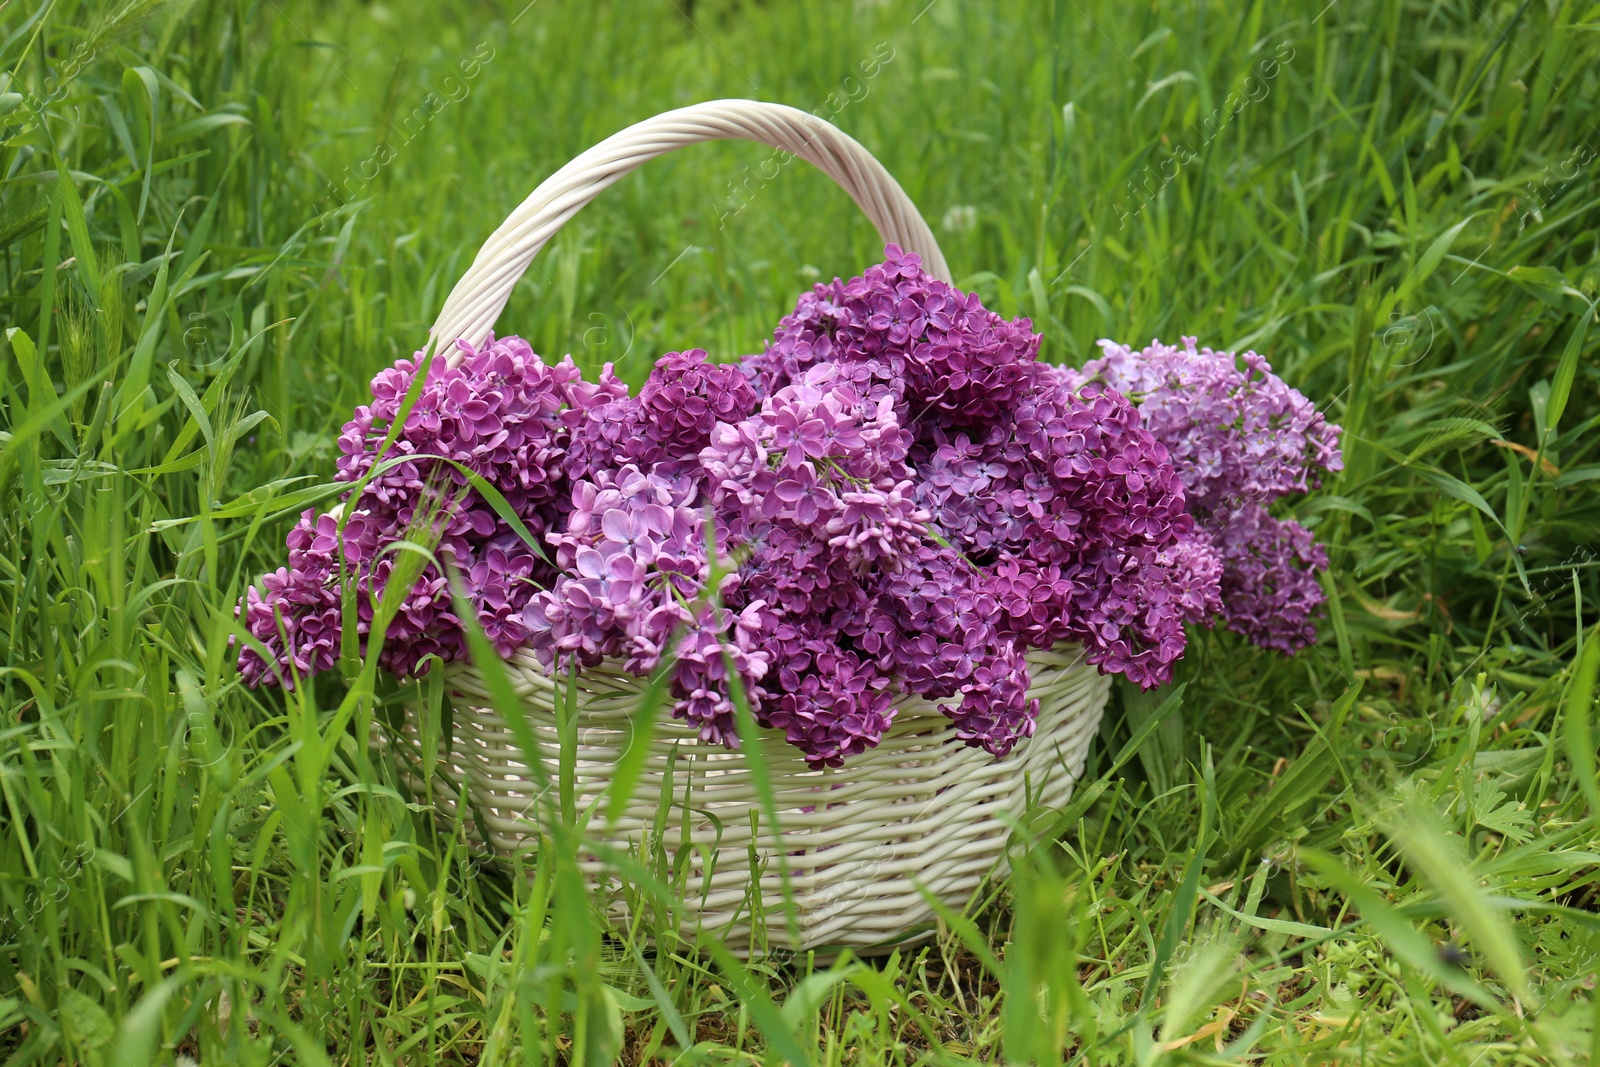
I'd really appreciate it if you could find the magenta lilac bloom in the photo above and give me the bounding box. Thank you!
[241,250,1340,766]
[744,244,1038,430]
[240,335,583,686]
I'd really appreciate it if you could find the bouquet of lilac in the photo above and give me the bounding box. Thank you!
[239,246,1341,767]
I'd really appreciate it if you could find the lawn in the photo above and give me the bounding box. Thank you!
[2,0,1599,1062]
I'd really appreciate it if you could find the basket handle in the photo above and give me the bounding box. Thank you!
[428,99,950,363]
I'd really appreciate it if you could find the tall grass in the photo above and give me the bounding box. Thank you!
[2,0,1598,1062]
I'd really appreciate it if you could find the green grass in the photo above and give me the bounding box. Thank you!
[3,0,1600,1061]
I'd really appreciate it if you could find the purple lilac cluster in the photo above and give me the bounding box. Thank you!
[744,245,1039,429]
[238,344,765,713]
[241,247,1341,767]
[699,361,1039,763]
[907,384,1209,686]
[239,336,580,686]
[561,349,755,481]
[740,247,1215,692]
[1063,336,1342,653]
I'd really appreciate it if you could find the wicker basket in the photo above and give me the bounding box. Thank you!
[391,100,1114,955]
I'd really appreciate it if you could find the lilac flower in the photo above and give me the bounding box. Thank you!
[522,463,775,738]
[743,245,1038,430]
[699,362,919,566]
[1212,504,1329,654]
[241,334,581,685]
[825,482,928,570]
[949,641,1039,756]
[530,465,704,667]
[562,362,638,483]
[626,349,758,469]
[1057,544,1191,689]
[244,258,1341,767]
[761,631,896,767]
[983,556,1076,649]
[1159,531,1226,625]
[1068,336,1343,653]
[740,281,854,401]
[859,543,1043,755]
[1070,336,1343,516]
[237,560,343,688]
[658,600,774,748]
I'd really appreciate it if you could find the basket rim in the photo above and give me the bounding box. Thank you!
[441,642,1094,728]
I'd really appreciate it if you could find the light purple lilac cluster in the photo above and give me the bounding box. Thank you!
[240,247,1341,767]
[1062,336,1343,653]
[525,463,772,748]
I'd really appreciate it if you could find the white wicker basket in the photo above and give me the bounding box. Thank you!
[393,100,1113,955]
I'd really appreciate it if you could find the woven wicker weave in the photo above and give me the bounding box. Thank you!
[393,99,1113,954]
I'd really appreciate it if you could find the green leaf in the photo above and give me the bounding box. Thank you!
[1036,683,1186,844]
[1027,265,1051,324]
[0,368,110,469]
[55,164,102,307]
[1564,631,1600,820]
[1198,884,1335,939]
[1474,795,1535,845]
[122,66,161,222]
[1544,301,1595,437]
[1398,215,1475,303]
[1229,683,1359,857]
[1319,569,1355,679]
[1064,285,1115,331]
[1299,493,1375,526]
[1415,465,1506,534]
[165,361,214,453]
[1142,750,1215,1009]
[1299,849,1498,1009]
[165,110,252,144]
[1555,464,1600,488]
[1120,677,1185,793]
[780,969,859,1029]
[698,937,814,1067]
[1380,802,1533,1005]
[4,327,51,410]
[113,223,178,424]
[1508,265,1589,312]
[626,939,691,1051]
[109,976,184,1066]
